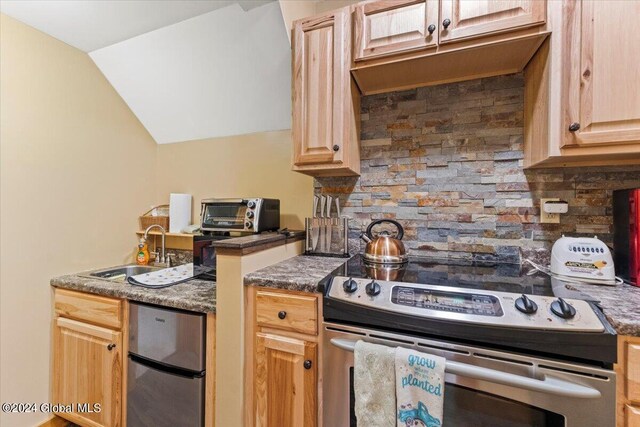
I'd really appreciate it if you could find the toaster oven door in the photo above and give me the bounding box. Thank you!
[201,201,247,230]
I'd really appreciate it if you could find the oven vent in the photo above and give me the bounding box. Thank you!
[538,364,610,381]
[325,326,366,336]
[473,352,534,367]
[418,343,470,356]
[369,334,414,346]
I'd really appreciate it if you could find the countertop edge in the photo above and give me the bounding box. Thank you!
[50,275,217,314]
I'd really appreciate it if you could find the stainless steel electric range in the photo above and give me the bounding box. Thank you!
[319,255,617,427]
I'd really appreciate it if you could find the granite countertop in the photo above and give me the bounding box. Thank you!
[51,273,216,313]
[211,230,305,250]
[244,255,349,293]
[565,281,640,337]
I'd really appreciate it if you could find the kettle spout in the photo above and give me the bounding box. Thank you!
[360,233,371,243]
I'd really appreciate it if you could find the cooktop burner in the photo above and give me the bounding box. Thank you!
[320,254,617,366]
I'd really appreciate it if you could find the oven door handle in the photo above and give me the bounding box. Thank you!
[330,338,601,399]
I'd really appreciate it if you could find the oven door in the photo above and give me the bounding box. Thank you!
[323,323,616,427]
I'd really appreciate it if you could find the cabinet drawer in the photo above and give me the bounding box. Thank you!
[628,344,640,404]
[627,405,640,427]
[255,291,317,335]
[54,289,123,330]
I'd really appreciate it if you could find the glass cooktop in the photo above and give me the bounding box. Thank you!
[324,254,598,302]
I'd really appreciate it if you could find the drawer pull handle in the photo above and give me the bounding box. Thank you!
[443,19,451,29]
[569,122,580,132]
[304,360,313,370]
[333,144,340,152]
[107,343,116,351]
[278,311,287,320]
[428,24,436,35]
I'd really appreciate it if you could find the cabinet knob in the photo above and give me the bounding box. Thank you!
[443,19,451,29]
[569,122,580,132]
[278,311,287,319]
[427,24,436,35]
[303,360,313,370]
[332,144,340,152]
[107,344,116,351]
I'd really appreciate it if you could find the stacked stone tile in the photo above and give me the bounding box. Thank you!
[315,73,640,262]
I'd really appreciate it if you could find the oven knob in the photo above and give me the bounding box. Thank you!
[550,298,576,319]
[342,278,358,293]
[245,221,253,229]
[246,211,254,219]
[247,200,256,209]
[365,280,381,296]
[515,294,537,314]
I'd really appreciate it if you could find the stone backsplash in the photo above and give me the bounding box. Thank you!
[315,73,640,263]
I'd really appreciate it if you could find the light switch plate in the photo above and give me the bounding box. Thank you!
[540,198,560,223]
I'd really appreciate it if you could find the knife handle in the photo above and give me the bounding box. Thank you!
[313,195,319,218]
[335,198,341,218]
[319,196,326,218]
[326,196,333,218]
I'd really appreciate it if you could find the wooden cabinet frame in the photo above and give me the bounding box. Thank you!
[439,0,546,43]
[245,286,322,427]
[292,7,360,176]
[354,0,439,61]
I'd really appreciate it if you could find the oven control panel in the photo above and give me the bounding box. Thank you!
[392,286,503,316]
[328,276,605,332]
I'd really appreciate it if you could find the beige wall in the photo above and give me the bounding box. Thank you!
[0,14,158,427]
[155,131,313,230]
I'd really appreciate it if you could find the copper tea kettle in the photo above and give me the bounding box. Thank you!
[361,219,408,264]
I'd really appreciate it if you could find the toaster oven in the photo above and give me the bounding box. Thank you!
[200,198,280,233]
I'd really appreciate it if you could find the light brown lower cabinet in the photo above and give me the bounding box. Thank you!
[617,335,640,427]
[52,290,124,427]
[246,287,321,427]
[52,288,215,427]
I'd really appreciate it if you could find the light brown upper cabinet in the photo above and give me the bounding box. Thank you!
[562,0,640,149]
[524,0,640,167]
[350,0,549,95]
[292,7,360,177]
[439,0,546,43]
[353,0,439,61]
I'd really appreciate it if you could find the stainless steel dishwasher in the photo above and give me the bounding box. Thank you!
[127,302,206,427]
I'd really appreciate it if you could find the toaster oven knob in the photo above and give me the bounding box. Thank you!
[365,280,381,296]
[245,221,253,229]
[515,294,537,314]
[343,278,358,294]
[246,211,254,219]
[247,200,256,209]
[550,298,576,319]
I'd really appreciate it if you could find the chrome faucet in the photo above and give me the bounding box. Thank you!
[144,224,171,267]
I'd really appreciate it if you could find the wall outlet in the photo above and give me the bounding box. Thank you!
[540,198,560,223]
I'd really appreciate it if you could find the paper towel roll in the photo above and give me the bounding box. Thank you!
[169,193,192,233]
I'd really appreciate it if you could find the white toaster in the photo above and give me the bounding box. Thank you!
[550,236,616,285]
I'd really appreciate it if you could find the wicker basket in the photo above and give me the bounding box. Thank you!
[139,205,170,231]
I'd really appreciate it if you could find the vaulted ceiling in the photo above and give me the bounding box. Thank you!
[0,0,290,144]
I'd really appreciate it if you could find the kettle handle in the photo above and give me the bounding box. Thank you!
[365,219,404,240]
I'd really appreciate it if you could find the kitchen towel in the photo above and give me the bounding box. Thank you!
[169,193,192,233]
[395,347,445,427]
[354,341,396,427]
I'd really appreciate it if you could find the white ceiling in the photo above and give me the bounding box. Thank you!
[89,2,291,144]
[0,0,272,52]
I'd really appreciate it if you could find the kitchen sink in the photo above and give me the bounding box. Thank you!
[80,264,164,282]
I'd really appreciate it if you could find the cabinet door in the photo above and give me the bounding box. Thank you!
[292,9,348,167]
[563,0,640,148]
[53,317,122,427]
[254,333,317,427]
[439,0,545,43]
[354,0,438,61]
